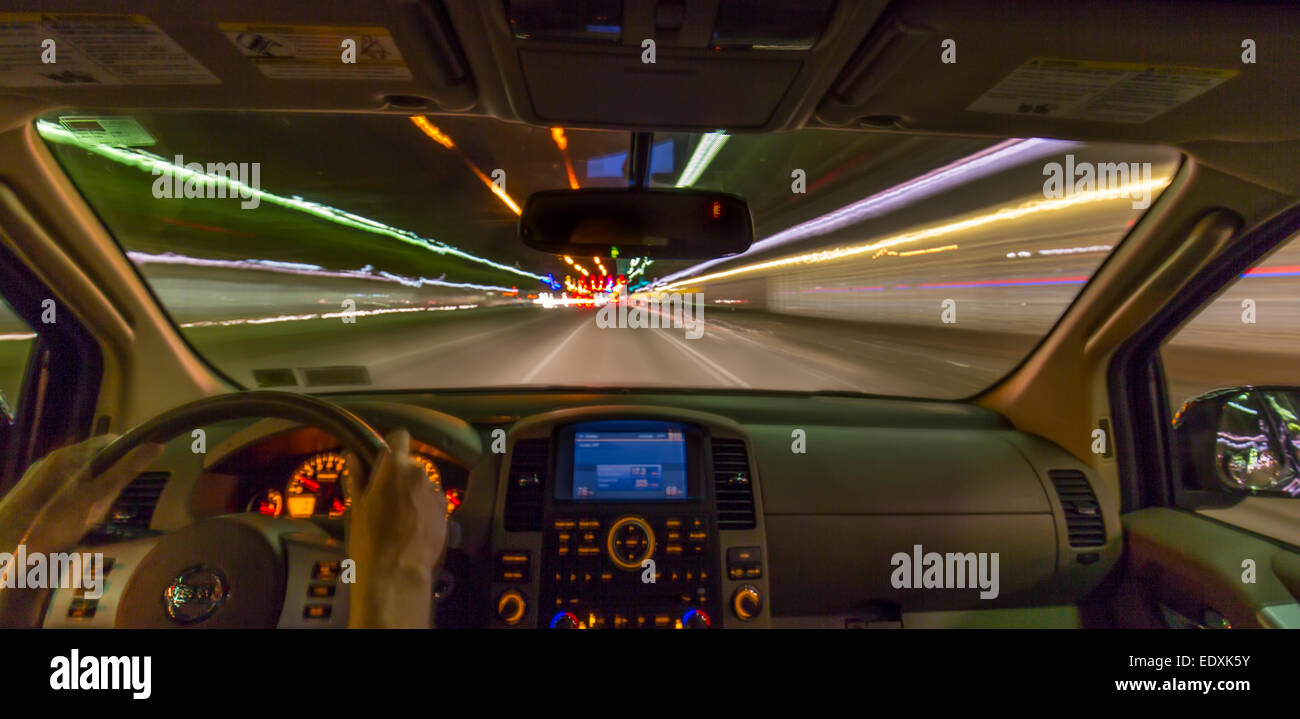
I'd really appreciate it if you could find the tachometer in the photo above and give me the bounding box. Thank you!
[412,454,463,516]
[286,452,350,518]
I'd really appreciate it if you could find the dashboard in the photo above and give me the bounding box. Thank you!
[44,391,1120,630]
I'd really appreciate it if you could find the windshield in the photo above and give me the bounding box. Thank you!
[38,111,1178,397]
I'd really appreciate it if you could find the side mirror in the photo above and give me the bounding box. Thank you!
[1172,386,1300,496]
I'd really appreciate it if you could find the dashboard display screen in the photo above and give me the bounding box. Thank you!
[572,422,689,500]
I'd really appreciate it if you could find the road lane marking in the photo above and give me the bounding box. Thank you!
[653,329,750,388]
[520,317,589,383]
[704,318,870,392]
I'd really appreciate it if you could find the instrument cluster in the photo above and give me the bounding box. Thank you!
[244,449,465,520]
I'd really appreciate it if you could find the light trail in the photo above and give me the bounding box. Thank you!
[36,120,543,283]
[657,175,1172,291]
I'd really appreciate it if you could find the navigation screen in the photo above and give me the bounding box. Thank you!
[572,422,689,500]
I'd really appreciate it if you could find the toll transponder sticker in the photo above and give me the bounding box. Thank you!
[0,12,219,87]
[219,22,412,80]
[968,57,1238,124]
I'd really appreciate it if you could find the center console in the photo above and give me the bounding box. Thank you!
[490,409,770,629]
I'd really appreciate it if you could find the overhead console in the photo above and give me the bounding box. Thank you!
[455,0,892,130]
[490,407,770,629]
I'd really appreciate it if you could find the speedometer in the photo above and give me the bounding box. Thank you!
[286,452,350,519]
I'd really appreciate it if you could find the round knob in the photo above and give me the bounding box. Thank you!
[549,611,580,629]
[732,585,762,622]
[682,608,712,629]
[496,589,526,626]
[606,515,656,570]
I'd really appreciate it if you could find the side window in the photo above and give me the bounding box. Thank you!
[0,296,36,418]
[1161,231,1300,544]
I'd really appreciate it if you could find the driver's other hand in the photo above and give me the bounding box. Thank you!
[0,434,164,555]
[344,429,446,629]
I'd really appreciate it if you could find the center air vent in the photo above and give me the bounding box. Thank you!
[504,438,548,531]
[711,438,755,530]
[109,472,169,528]
[1048,469,1106,548]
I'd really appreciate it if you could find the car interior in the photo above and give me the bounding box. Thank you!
[3,0,1300,632]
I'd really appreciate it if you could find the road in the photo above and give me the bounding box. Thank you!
[185,303,1034,398]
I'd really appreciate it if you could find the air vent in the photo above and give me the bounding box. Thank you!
[108,472,169,528]
[300,366,370,387]
[711,438,755,530]
[504,438,548,531]
[1048,469,1106,548]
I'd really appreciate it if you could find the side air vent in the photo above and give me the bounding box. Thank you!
[711,438,755,530]
[1048,469,1106,548]
[109,472,169,528]
[504,438,548,531]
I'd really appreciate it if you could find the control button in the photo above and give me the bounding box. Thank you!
[553,519,576,530]
[727,546,760,565]
[665,518,682,529]
[606,515,656,570]
[653,613,672,628]
[557,531,572,543]
[732,585,762,622]
[303,604,332,620]
[579,531,597,544]
[577,546,600,556]
[495,550,532,582]
[726,545,762,578]
[308,584,336,598]
[549,611,580,629]
[578,518,601,530]
[312,560,341,582]
[67,598,98,619]
[613,614,630,629]
[682,608,712,629]
[666,543,683,556]
[496,589,527,626]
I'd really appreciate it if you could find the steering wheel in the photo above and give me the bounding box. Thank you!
[72,391,388,628]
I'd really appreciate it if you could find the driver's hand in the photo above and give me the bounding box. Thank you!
[0,434,163,556]
[343,429,446,629]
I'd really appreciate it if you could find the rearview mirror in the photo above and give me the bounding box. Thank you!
[519,188,753,259]
[1172,386,1300,496]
